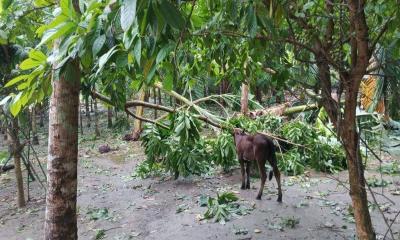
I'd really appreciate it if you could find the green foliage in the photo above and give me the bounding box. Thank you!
[86,207,111,221]
[202,192,240,224]
[366,176,391,187]
[141,111,212,177]
[280,216,300,229]
[378,161,400,175]
[0,150,9,165]
[112,116,130,132]
[277,149,304,176]
[209,132,237,172]
[228,115,346,175]
[132,160,163,179]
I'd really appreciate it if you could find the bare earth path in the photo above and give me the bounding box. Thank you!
[1,139,399,240]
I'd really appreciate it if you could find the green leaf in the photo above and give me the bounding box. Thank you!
[2,0,13,10]
[34,0,53,7]
[19,58,40,70]
[38,21,76,48]
[247,5,257,38]
[92,34,106,58]
[158,0,185,30]
[163,74,173,91]
[120,0,137,32]
[156,43,174,65]
[133,38,141,65]
[28,49,47,62]
[97,46,118,74]
[10,92,22,116]
[4,75,28,87]
[0,29,7,44]
[0,96,12,106]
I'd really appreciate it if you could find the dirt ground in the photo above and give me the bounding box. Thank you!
[1,122,400,240]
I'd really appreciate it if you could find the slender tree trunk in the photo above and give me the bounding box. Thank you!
[90,99,93,112]
[94,98,100,137]
[85,98,91,128]
[8,118,25,208]
[340,88,375,240]
[158,88,162,105]
[39,104,45,128]
[114,107,118,120]
[31,107,39,145]
[240,82,249,115]
[45,59,80,240]
[79,106,83,135]
[107,106,113,128]
[255,86,262,104]
[153,87,158,119]
[132,88,146,140]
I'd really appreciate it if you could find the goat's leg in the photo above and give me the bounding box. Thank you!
[245,161,251,189]
[272,163,282,202]
[240,160,246,190]
[256,160,266,200]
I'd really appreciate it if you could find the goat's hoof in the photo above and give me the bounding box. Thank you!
[256,196,262,200]
[277,196,282,202]
[241,185,246,190]
[246,185,250,189]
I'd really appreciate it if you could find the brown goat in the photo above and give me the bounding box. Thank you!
[233,129,282,202]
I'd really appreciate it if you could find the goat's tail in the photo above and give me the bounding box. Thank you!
[268,141,277,181]
[268,170,273,181]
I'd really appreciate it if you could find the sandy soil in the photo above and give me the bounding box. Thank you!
[1,129,400,240]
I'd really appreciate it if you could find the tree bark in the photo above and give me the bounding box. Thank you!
[255,86,262,104]
[39,104,45,128]
[132,88,146,140]
[31,106,39,145]
[153,87,158,119]
[340,85,375,240]
[94,98,100,137]
[45,59,80,240]
[8,118,25,208]
[79,106,83,135]
[107,106,113,128]
[240,82,249,115]
[85,97,91,128]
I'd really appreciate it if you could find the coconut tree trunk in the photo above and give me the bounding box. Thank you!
[107,106,113,128]
[240,82,249,115]
[31,106,39,145]
[8,118,25,208]
[45,59,80,240]
[94,98,100,137]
